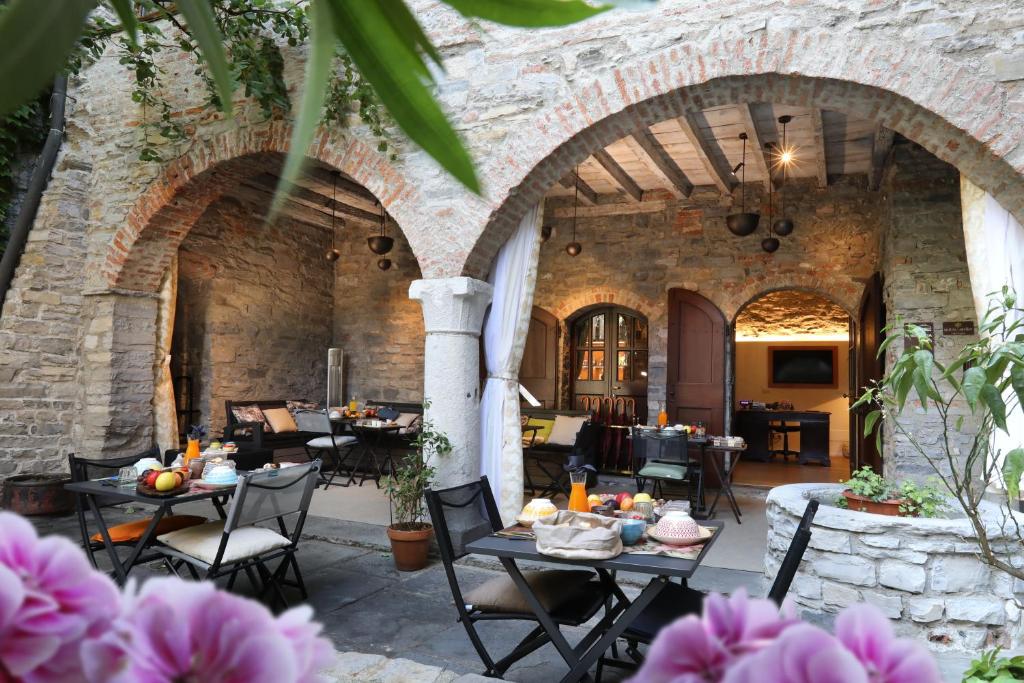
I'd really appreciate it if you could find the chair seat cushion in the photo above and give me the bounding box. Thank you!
[90,514,207,544]
[158,520,290,565]
[638,462,688,480]
[307,435,357,449]
[463,569,595,614]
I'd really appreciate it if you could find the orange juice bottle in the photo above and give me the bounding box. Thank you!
[658,405,668,428]
[568,470,590,513]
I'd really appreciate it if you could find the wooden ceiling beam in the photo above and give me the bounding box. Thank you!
[868,125,896,191]
[736,104,775,190]
[674,114,737,196]
[557,170,598,205]
[550,199,668,218]
[592,149,644,203]
[625,129,693,199]
[809,109,829,188]
[229,184,338,231]
[251,172,382,227]
[303,165,379,203]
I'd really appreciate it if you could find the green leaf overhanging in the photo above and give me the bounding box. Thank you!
[175,0,236,116]
[1002,448,1024,501]
[444,0,609,27]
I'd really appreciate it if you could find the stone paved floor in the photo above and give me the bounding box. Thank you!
[27,509,976,681]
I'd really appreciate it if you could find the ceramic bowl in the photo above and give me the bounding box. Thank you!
[654,511,701,540]
[519,498,558,522]
[619,518,646,545]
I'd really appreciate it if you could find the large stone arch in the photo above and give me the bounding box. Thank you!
[726,278,859,323]
[104,122,424,293]
[464,29,1024,277]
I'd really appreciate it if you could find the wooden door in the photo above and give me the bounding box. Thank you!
[571,306,648,421]
[853,273,885,472]
[667,289,725,435]
[520,306,558,408]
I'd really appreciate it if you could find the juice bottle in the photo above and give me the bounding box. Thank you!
[348,396,358,412]
[657,406,668,428]
[568,470,590,513]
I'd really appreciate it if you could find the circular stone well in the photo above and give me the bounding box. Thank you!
[766,483,1024,652]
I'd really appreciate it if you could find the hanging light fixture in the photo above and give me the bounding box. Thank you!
[377,257,392,271]
[726,132,760,236]
[325,171,341,262]
[761,157,780,253]
[773,115,795,237]
[565,164,582,256]
[367,200,394,256]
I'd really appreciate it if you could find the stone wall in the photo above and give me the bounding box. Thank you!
[880,144,978,481]
[767,484,1024,652]
[534,174,884,413]
[332,224,424,405]
[171,194,334,436]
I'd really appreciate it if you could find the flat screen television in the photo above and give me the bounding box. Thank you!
[768,346,838,387]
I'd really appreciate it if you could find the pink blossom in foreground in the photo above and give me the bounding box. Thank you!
[0,511,120,683]
[628,589,798,683]
[81,577,334,683]
[722,624,869,683]
[834,604,941,682]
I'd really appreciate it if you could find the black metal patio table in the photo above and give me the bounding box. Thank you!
[466,519,724,683]
[702,444,746,524]
[331,418,402,487]
[64,479,233,585]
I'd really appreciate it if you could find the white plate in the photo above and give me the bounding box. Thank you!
[646,525,714,546]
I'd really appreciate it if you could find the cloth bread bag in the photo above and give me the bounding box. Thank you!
[533,510,623,560]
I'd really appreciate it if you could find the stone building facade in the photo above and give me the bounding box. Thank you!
[0,0,1022,485]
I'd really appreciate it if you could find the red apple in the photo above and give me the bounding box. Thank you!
[614,492,631,505]
[144,470,161,488]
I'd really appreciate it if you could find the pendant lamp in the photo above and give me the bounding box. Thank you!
[773,115,795,237]
[726,132,760,236]
[761,161,780,253]
[565,164,582,256]
[325,171,341,262]
[367,200,394,256]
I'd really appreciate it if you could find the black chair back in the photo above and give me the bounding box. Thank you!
[768,499,819,605]
[567,421,603,487]
[69,448,160,508]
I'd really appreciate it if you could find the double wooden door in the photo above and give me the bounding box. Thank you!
[852,273,886,471]
[571,306,648,422]
[666,289,725,436]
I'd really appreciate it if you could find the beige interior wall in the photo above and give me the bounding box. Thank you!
[734,340,850,457]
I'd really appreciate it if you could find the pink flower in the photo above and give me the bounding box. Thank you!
[834,604,940,683]
[722,624,869,683]
[81,577,334,683]
[629,590,798,683]
[0,511,120,683]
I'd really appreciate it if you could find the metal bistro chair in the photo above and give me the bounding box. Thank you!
[632,428,697,501]
[295,409,357,488]
[531,421,603,499]
[596,499,820,679]
[425,476,612,678]
[68,449,207,571]
[156,460,321,609]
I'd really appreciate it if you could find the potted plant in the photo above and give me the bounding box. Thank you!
[382,407,451,571]
[837,466,945,517]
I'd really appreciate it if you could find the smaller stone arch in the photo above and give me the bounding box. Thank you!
[726,276,861,323]
[104,122,424,293]
[550,289,659,324]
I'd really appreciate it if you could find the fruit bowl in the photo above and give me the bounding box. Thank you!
[136,480,191,497]
[136,468,191,497]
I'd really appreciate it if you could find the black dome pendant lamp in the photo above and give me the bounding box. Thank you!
[761,163,780,253]
[367,200,394,257]
[773,115,795,237]
[726,132,760,236]
[565,164,582,256]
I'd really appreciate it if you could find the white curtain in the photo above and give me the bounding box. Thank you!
[153,257,179,455]
[480,202,544,525]
[960,178,1024,489]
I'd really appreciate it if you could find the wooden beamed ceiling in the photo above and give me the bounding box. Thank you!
[546,103,893,207]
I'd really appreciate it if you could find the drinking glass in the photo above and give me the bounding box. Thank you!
[117,466,136,488]
[568,469,590,512]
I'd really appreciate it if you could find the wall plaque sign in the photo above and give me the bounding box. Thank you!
[942,321,976,336]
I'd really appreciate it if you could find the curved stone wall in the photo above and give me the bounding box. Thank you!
[767,483,1023,652]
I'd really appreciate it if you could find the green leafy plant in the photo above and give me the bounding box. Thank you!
[383,403,452,530]
[897,479,946,518]
[841,466,894,501]
[854,287,1024,579]
[963,647,1024,682]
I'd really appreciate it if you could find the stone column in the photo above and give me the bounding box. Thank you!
[409,277,493,488]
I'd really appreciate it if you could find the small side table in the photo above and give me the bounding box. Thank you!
[704,444,745,524]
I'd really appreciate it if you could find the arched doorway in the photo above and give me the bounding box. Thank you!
[569,305,649,422]
[667,290,726,436]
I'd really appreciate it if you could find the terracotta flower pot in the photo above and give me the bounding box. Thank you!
[2,474,74,516]
[387,523,433,571]
[842,491,908,517]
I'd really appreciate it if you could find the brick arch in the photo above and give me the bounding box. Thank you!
[549,289,659,324]
[105,122,423,293]
[464,29,1024,277]
[725,278,859,322]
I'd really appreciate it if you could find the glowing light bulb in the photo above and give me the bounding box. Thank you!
[780,149,794,165]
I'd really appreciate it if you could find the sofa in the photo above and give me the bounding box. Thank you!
[223,399,323,452]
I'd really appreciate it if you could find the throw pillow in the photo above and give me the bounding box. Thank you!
[394,412,422,435]
[547,415,588,446]
[263,407,298,434]
[231,405,267,429]
[286,400,319,415]
[527,418,555,443]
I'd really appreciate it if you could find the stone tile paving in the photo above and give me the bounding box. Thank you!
[26,510,976,681]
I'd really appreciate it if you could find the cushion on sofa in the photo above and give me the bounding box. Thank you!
[464,569,595,614]
[547,415,587,446]
[231,404,267,428]
[264,408,298,434]
[286,400,319,415]
[394,412,422,435]
[526,418,555,443]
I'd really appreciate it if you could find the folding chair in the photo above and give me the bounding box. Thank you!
[295,409,356,488]
[69,449,207,571]
[632,428,695,500]
[156,460,321,609]
[426,476,611,678]
[596,499,820,680]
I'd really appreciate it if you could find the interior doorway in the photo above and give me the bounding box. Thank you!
[853,273,886,472]
[730,289,853,487]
